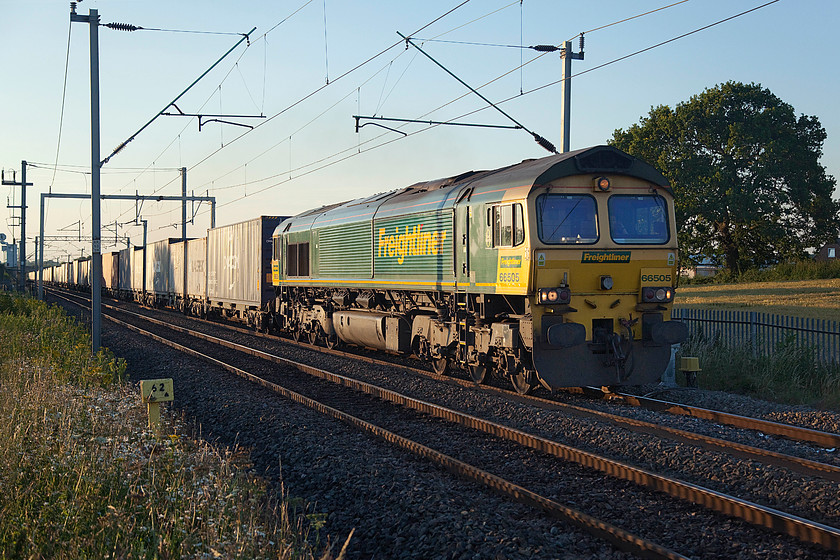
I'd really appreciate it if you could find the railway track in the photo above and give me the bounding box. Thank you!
[55,288,840,473]
[49,288,840,557]
[69,291,840,483]
[61,287,840,452]
[577,386,840,449]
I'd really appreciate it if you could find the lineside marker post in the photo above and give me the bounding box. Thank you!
[140,378,174,431]
[680,357,701,388]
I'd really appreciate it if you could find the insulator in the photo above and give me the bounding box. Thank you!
[533,134,558,154]
[106,22,142,32]
[531,44,559,52]
[579,33,585,53]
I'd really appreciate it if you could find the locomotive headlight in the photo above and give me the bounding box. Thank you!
[641,287,675,303]
[594,176,611,192]
[600,275,613,290]
[539,287,571,305]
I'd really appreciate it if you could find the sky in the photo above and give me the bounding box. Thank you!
[1,0,838,264]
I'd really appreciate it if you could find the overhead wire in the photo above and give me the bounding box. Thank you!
[198,0,695,198]
[104,0,331,229]
[185,0,475,173]
[101,0,765,242]
[43,20,74,247]
[202,0,782,213]
[135,53,411,218]
[142,0,478,230]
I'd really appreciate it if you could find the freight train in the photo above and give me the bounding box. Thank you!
[35,145,687,393]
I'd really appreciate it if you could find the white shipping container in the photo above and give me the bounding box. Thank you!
[119,247,133,292]
[206,216,281,307]
[101,251,120,290]
[172,240,186,296]
[146,239,176,296]
[186,237,207,299]
[131,247,145,294]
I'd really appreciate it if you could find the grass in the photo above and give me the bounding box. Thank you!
[679,332,840,410]
[673,273,840,408]
[0,293,342,559]
[675,278,840,320]
[682,259,840,285]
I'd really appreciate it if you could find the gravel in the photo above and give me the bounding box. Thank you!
[50,292,840,559]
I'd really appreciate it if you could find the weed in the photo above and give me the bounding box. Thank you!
[0,294,338,559]
[680,331,840,409]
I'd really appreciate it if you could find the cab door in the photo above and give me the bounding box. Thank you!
[454,201,471,291]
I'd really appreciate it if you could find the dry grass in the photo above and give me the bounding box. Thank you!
[0,293,341,559]
[675,278,840,320]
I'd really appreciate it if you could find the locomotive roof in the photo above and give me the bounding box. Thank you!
[403,145,670,193]
[275,145,670,234]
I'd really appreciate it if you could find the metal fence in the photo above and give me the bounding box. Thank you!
[671,308,840,365]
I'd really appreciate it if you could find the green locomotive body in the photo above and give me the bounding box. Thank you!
[272,146,687,392]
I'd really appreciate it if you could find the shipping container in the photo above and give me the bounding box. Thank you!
[118,247,133,293]
[55,263,66,285]
[131,246,145,296]
[146,239,178,297]
[76,258,91,288]
[101,251,120,291]
[172,240,187,297]
[207,216,282,308]
[186,237,207,299]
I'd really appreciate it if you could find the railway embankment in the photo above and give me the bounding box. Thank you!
[0,293,330,559]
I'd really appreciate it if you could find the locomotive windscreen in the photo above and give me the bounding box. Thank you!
[536,194,598,244]
[608,195,669,244]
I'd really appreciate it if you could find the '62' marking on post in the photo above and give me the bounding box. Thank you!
[140,378,174,403]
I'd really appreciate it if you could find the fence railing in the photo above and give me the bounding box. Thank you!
[671,307,840,364]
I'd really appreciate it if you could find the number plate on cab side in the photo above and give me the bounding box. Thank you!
[639,268,673,286]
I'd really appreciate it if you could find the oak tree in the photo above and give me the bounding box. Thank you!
[610,81,839,273]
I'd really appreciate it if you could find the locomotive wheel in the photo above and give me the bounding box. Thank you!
[291,328,302,343]
[510,369,534,395]
[325,333,340,349]
[308,329,319,346]
[432,357,449,375]
[468,364,488,385]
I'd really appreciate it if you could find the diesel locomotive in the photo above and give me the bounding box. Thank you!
[270,145,688,393]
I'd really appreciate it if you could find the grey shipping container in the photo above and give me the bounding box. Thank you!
[207,216,283,307]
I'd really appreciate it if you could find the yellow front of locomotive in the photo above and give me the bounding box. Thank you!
[527,173,688,389]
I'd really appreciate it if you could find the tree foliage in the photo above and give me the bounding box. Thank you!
[610,81,839,273]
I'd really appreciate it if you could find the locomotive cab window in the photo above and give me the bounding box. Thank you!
[488,203,525,247]
[608,195,669,244]
[536,194,598,244]
[286,242,310,276]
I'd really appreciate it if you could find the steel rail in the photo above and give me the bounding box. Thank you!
[50,291,684,560]
[592,388,840,449]
[54,290,840,553]
[52,288,840,482]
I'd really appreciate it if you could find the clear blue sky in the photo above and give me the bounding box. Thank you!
[1,0,838,262]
